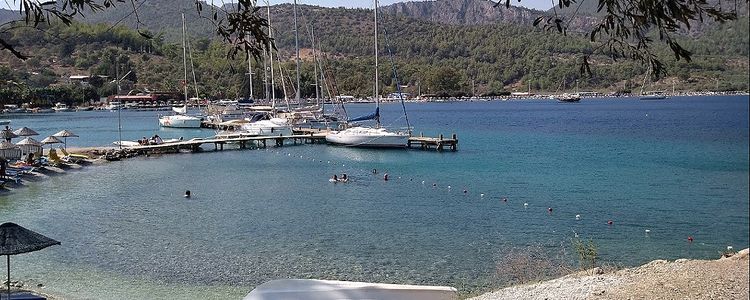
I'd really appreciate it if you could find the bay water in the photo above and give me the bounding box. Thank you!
[1,96,748,299]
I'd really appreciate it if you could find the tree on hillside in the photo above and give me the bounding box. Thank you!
[0,0,272,60]
[504,0,748,77]
[0,0,746,78]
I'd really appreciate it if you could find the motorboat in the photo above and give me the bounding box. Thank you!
[53,102,71,112]
[243,279,457,300]
[159,106,202,128]
[556,93,581,102]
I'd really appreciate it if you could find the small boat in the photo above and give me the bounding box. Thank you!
[243,279,457,300]
[556,93,581,102]
[53,102,71,112]
[640,92,667,100]
[106,101,124,111]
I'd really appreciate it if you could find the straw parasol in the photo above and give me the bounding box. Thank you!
[0,141,20,160]
[52,130,79,150]
[40,136,63,145]
[14,137,42,147]
[0,222,60,298]
[0,128,17,143]
[11,127,38,137]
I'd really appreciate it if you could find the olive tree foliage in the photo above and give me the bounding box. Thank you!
[0,0,273,61]
[497,0,747,78]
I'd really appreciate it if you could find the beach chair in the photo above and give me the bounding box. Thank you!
[59,148,88,164]
[46,149,67,167]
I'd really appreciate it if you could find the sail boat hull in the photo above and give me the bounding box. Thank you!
[326,127,409,148]
[159,115,202,128]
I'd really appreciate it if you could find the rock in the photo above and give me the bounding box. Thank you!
[37,283,44,288]
[676,258,689,263]
[592,289,606,296]
[592,267,604,275]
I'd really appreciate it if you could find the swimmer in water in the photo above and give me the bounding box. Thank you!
[184,190,191,198]
[330,175,339,183]
[341,173,349,183]
[383,173,389,181]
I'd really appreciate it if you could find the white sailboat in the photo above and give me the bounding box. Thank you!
[325,0,409,148]
[160,14,202,128]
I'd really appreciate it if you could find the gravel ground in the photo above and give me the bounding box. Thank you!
[469,248,749,300]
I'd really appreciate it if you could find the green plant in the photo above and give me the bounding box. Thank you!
[572,237,598,270]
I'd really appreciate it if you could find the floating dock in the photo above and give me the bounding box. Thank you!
[124,129,457,154]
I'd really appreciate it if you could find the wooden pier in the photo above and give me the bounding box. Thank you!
[407,133,458,151]
[124,130,457,154]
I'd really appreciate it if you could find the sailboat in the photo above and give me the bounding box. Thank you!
[639,67,667,100]
[325,0,409,148]
[159,14,202,128]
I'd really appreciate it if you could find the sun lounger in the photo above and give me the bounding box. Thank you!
[45,149,68,167]
[59,148,89,163]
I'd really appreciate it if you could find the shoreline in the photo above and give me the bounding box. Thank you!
[15,249,749,299]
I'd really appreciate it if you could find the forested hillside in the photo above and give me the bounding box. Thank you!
[0,1,747,106]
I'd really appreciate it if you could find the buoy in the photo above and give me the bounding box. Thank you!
[184,190,191,198]
[422,181,425,185]
[645,229,651,233]
[447,185,452,189]
[688,236,694,242]
[523,203,528,207]
[575,214,581,220]
[480,193,485,198]
[607,220,613,225]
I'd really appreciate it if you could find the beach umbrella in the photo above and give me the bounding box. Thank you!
[40,136,63,145]
[52,130,79,150]
[0,128,16,142]
[14,137,42,147]
[0,222,60,299]
[0,141,20,160]
[11,127,38,137]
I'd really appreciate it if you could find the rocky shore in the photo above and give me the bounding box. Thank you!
[470,248,749,300]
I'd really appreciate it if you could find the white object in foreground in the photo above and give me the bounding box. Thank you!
[244,279,457,300]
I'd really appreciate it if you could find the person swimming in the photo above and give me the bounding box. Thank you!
[383,173,389,181]
[184,190,191,198]
[340,173,349,183]
[329,175,339,183]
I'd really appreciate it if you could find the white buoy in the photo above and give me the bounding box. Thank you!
[447,185,452,189]
[480,193,485,198]
[575,214,581,220]
[645,229,651,233]
[422,181,425,185]
[523,203,528,208]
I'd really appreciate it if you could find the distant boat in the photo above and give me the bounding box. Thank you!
[556,93,581,103]
[53,102,71,112]
[640,91,667,100]
[106,101,124,111]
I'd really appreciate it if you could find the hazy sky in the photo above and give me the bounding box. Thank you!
[0,0,553,12]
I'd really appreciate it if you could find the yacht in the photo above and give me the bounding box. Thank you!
[53,102,71,112]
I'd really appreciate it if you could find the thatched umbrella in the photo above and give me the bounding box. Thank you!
[11,127,38,137]
[15,137,43,158]
[40,136,63,145]
[0,223,60,298]
[0,141,20,161]
[0,128,17,143]
[52,130,79,150]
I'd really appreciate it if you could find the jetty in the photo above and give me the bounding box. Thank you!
[122,129,457,154]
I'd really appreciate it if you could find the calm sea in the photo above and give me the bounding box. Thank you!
[1,96,748,299]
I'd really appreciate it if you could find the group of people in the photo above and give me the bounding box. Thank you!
[330,173,349,183]
[138,135,164,145]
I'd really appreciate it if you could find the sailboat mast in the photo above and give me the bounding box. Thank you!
[181,13,188,104]
[311,24,320,102]
[248,56,253,99]
[294,0,301,102]
[374,0,380,128]
[267,1,276,106]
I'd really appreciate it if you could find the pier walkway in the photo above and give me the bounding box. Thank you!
[124,130,457,154]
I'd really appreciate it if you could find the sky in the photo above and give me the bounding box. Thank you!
[0,0,553,12]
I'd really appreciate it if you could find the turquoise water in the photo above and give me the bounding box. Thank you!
[1,96,748,299]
